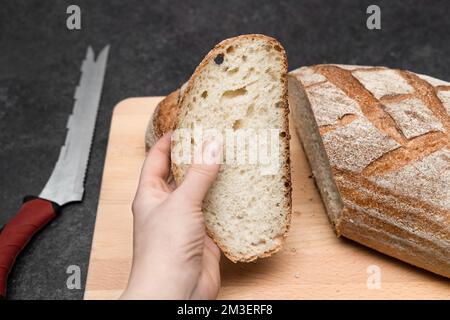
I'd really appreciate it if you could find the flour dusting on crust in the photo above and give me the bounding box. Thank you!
[369,148,450,209]
[322,117,400,173]
[383,98,444,139]
[305,81,362,126]
[353,69,414,99]
[291,67,326,87]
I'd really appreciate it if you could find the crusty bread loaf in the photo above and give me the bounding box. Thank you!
[148,35,291,262]
[289,64,450,278]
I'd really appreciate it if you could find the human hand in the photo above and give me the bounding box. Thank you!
[120,132,222,300]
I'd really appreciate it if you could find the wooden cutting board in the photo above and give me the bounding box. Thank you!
[84,97,450,299]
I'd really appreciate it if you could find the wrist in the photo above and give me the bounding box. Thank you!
[121,264,197,299]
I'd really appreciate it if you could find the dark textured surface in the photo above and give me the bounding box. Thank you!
[0,0,448,300]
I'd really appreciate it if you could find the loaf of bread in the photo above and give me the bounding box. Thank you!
[289,64,450,278]
[147,35,291,262]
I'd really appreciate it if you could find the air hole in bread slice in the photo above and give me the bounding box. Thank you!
[244,67,255,80]
[233,119,243,131]
[226,46,235,54]
[246,104,255,116]
[274,45,283,52]
[214,54,224,65]
[228,67,239,74]
[266,68,277,81]
[221,87,247,100]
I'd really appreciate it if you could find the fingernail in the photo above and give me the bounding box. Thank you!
[203,139,222,164]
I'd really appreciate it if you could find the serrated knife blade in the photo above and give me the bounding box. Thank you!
[0,45,109,298]
[40,45,109,205]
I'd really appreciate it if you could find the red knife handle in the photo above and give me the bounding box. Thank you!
[0,197,59,299]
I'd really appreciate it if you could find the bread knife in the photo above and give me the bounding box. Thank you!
[0,45,109,299]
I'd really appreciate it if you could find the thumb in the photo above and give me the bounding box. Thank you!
[173,139,222,205]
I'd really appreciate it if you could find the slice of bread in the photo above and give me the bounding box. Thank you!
[169,35,291,262]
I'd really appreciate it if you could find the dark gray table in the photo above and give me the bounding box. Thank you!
[0,0,449,300]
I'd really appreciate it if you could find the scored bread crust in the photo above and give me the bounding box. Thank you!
[148,34,291,262]
[289,64,450,278]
